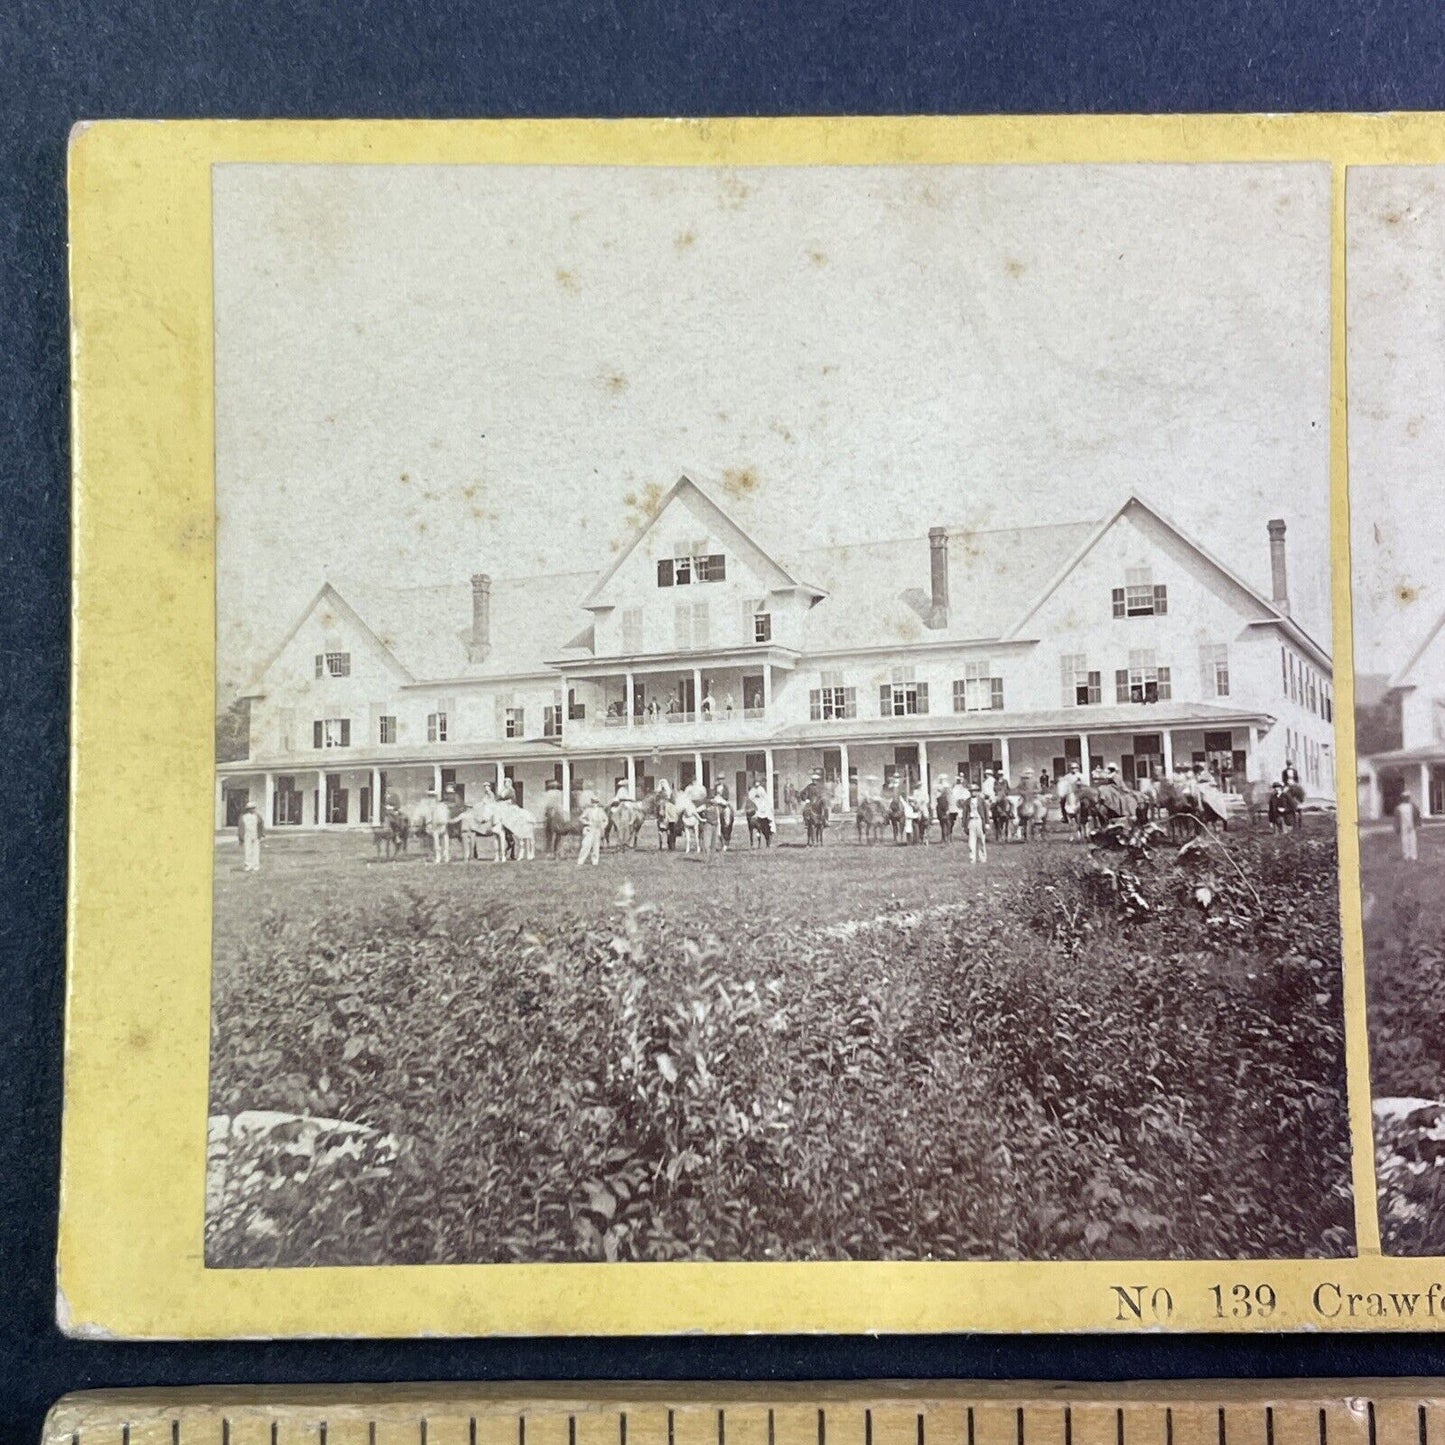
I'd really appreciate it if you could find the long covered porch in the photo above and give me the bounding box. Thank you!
[1360,747,1445,821]
[769,706,1275,811]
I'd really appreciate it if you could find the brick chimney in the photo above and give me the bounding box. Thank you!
[468,573,492,661]
[1267,519,1289,616]
[928,526,950,627]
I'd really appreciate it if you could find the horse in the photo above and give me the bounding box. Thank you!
[887,793,906,843]
[604,797,648,850]
[1014,790,1049,841]
[1073,782,1148,837]
[462,800,537,861]
[540,790,583,858]
[802,795,830,846]
[643,790,685,850]
[744,795,773,847]
[855,797,889,844]
[935,791,958,843]
[677,796,702,855]
[372,805,410,859]
[991,791,1018,843]
[407,797,454,863]
[1152,777,1228,844]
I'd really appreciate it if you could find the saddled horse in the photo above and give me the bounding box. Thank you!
[887,793,907,843]
[1014,790,1050,840]
[461,799,537,861]
[643,790,686,850]
[1074,782,1149,837]
[802,794,830,846]
[406,797,454,863]
[990,792,1018,843]
[743,795,774,847]
[373,805,411,859]
[1154,777,1230,843]
[604,797,648,850]
[855,797,889,844]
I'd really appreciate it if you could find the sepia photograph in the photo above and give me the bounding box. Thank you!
[204,160,1352,1268]
[1348,166,1445,1256]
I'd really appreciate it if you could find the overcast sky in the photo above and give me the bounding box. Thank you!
[214,161,1333,699]
[1347,167,1445,677]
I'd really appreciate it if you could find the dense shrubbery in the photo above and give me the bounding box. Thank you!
[1360,831,1445,1253]
[207,831,1353,1265]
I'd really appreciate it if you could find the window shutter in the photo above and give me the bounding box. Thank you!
[1115,669,1129,703]
[313,719,323,748]
[314,654,324,678]
[917,681,929,715]
[991,677,1004,710]
[657,559,673,587]
[1153,583,1168,615]
[809,689,821,721]
[1199,644,1212,695]
[1061,655,1075,706]
[693,601,710,645]
[1087,671,1101,704]
[880,684,892,716]
[844,687,856,718]
[1157,667,1172,700]
[340,719,351,746]
[1111,588,1126,619]
[494,696,506,736]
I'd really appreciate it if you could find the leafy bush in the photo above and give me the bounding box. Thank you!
[208,833,1353,1264]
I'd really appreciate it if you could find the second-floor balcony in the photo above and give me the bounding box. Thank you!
[569,704,773,746]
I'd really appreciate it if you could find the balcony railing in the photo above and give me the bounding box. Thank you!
[576,707,770,740]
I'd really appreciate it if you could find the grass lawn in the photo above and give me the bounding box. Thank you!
[207,817,1353,1266]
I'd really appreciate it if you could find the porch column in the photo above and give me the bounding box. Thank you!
[762,662,773,714]
[316,769,327,828]
[839,742,851,810]
[1421,760,1433,819]
[1078,732,1090,776]
[560,756,571,807]
[764,747,775,810]
[918,737,930,796]
[1161,730,1174,778]
[264,771,275,830]
[432,762,443,796]
[496,761,505,792]
[370,767,381,822]
[1247,724,1259,783]
[624,671,634,729]
[626,754,636,797]
[692,667,703,718]
[998,735,1011,782]
[214,775,224,831]
[694,749,704,786]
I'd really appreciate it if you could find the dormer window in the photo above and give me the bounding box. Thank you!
[745,597,772,643]
[1112,567,1168,618]
[658,541,725,587]
[314,650,351,678]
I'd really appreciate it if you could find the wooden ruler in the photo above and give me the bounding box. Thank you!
[40,1383,1445,1445]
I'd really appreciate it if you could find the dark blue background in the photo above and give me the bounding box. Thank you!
[6,3,1445,1441]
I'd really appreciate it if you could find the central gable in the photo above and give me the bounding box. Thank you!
[580,475,809,614]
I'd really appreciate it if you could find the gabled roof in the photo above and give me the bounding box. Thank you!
[242,582,415,697]
[1002,493,1333,668]
[781,521,1095,653]
[1388,607,1445,692]
[578,473,826,611]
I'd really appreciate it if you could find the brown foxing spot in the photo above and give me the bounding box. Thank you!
[1385,209,1404,225]
[675,229,697,252]
[621,482,666,535]
[1399,583,1420,604]
[719,173,753,209]
[128,1028,151,1053]
[770,421,795,444]
[722,466,760,500]
[555,268,580,293]
[601,369,629,395]
[399,472,411,485]
[807,249,828,267]
[1005,256,1026,278]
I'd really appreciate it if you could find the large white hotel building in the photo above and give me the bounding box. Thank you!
[217,476,1337,829]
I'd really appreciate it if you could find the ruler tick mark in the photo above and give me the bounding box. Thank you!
[819,1408,827,1445]
[1116,1407,1125,1445]
[1018,1408,1025,1445]
[1217,1408,1227,1445]
[918,1412,926,1445]
[1266,1408,1275,1445]
[1421,1406,1430,1445]
[968,1408,975,1445]
[570,1415,578,1445]
[1166,1409,1174,1445]
[1369,1404,1378,1445]
[1064,1407,1072,1445]
[470,1417,478,1445]
[621,1413,629,1445]
[866,1410,873,1445]
[768,1409,775,1445]
[669,1409,676,1445]
[1318,1410,1327,1445]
